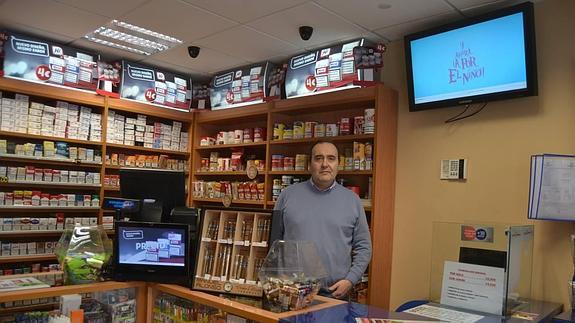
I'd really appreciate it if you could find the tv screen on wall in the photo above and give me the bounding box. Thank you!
[404,2,537,112]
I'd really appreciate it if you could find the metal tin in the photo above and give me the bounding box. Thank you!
[340,118,351,135]
[326,124,338,137]
[243,128,253,143]
[273,123,285,141]
[295,154,308,171]
[304,121,317,138]
[314,123,326,137]
[234,129,243,144]
[293,121,304,139]
[354,116,364,135]
[271,154,284,171]
[254,127,264,142]
[282,128,293,140]
[364,108,375,134]
[283,157,295,171]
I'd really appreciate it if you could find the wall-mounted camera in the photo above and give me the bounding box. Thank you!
[188,46,200,58]
[299,26,313,41]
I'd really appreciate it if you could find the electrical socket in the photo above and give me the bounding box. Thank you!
[440,159,467,180]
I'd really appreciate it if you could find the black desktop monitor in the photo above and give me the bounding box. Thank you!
[114,221,190,285]
[119,169,186,222]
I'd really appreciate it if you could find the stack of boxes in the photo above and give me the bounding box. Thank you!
[106,111,188,152]
[1,94,29,133]
[0,93,102,142]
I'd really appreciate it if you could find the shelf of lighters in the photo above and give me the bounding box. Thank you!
[195,212,272,291]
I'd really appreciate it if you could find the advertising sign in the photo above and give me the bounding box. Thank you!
[117,226,186,267]
[210,62,274,110]
[96,60,122,98]
[1,31,99,91]
[121,60,191,112]
[285,39,377,99]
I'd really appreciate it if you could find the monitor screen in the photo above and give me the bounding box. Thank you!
[405,2,537,111]
[117,223,187,267]
[120,169,186,222]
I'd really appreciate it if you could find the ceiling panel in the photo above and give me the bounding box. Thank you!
[314,0,454,31]
[458,0,526,15]
[139,58,208,79]
[121,0,238,43]
[0,21,75,44]
[182,0,308,23]
[247,2,366,48]
[149,45,250,74]
[374,11,462,41]
[52,0,149,18]
[195,26,298,63]
[446,0,515,10]
[0,0,109,39]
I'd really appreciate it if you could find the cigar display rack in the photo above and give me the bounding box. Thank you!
[193,208,276,297]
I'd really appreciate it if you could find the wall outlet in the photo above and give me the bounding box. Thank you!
[440,159,467,180]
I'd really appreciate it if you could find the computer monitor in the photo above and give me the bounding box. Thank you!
[114,221,190,285]
[119,169,186,222]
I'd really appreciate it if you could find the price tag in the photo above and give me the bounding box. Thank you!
[222,195,232,207]
[35,65,52,81]
[246,165,258,180]
[144,88,156,102]
[305,75,317,91]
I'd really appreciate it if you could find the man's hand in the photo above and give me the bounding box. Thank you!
[328,279,353,299]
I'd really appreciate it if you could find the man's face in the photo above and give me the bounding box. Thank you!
[310,142,339,187]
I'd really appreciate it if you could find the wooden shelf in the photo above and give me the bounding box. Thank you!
[194,102,270,124]
[0,77,105,108]
[194,141,267,150]
[0,281,146,302]
[270,134,374,145]
[104,186,120,191]
[0,130,102,146]
[0,154,102,168]
[0,230,64,237]
[0,303,58,314]
[273,86,376,114]
[108,98,192,123]
[0,254,57,264]
[1,181,101,190]
[0,270,63,280]
[194,171,265,176]
[0,206,100,212]
[105,165,187,173]
[193,198,264,206]
[106,143,190,157]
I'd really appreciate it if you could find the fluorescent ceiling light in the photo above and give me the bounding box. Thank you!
[84,20,183,56]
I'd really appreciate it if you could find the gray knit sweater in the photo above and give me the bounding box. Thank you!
[274,180,372,286]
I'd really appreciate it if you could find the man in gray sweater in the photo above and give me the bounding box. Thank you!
[274,141,372,299]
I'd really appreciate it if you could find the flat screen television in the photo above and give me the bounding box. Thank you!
[404,2,537,111]
[114,221,190,285]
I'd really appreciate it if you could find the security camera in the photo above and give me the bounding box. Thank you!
[188,46,200,58]
[299,26,313,41]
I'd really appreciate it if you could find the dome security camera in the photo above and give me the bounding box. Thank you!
[299,26,313,41]
[188,46,200,58]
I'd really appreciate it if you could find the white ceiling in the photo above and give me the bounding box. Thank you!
[0,0,529,80]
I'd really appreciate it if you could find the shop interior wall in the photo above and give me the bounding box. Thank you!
[381,0,575,310]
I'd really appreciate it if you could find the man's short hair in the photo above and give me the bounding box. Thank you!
[310,141,339,157]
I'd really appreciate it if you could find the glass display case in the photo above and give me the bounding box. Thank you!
[429,222,534,316]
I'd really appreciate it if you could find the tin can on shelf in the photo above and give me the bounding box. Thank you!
[273,123,285,141]
[272,155,284,171]
[304,121,317,138]
[314,123,326,137]
[340,118,351,135]
[293,121,304,139]
[226,131,235,144]
[282,128,293,140]
[200,158,209,172]
[243,128,253,143]
[254,127,265,142]
[364,108,375,134]
[216,131,226,145]
[281,175,293,186]
[283,157,295,171]
[295,154,308,171]
[354,116,364,135]
[234,129,244,144]
[326,124,338,137]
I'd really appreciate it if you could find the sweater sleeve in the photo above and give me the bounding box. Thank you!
[344,201,372,285]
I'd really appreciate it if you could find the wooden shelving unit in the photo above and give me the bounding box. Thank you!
[0,154,102,168]
[192,197,265,205]
[106,142,189,157]
[0,254,57,264]
[190,84,397,308]
[0,230,64,237]
[0,130,102,147]
[0,181,101,190]
[0,206,100,212]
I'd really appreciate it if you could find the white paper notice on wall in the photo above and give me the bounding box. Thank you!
[440,261,505,315]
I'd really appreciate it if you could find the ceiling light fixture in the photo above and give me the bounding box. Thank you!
[84,20,183,56]
[377,3,392,10]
